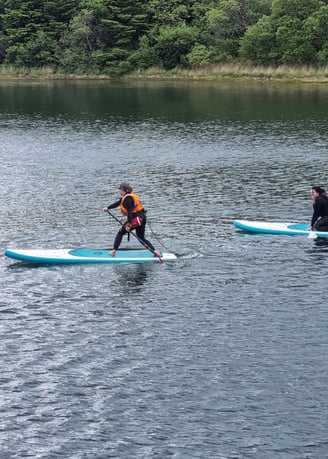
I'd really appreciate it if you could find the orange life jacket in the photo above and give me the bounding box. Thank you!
[119,193,144,216]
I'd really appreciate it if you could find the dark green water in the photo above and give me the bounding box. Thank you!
[1,80,328,458]
[1,79,328,123]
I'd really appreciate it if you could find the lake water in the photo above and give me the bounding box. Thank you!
[1,79,328,458]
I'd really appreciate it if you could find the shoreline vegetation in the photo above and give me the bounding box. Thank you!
[1,63,328,83]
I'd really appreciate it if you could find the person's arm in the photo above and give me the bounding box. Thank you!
[103,199,121,212]
[311,196,324,227]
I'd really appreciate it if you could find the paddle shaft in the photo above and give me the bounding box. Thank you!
[106,209,163,262]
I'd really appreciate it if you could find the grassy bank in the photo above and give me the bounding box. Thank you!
[1,63,328,82]
[128,63,328,83]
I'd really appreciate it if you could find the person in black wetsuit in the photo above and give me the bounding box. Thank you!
[103,182,160,257]
[309,186,328,231]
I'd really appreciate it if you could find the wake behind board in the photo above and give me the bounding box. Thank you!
[4,248,177,264]
[233,220,328,238]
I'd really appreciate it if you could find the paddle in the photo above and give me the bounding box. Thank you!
[106,209,163,262]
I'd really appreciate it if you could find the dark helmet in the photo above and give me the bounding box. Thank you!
[119,181,131,192]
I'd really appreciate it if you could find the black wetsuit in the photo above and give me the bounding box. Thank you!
[312,194,328,231]
[107,196,155,251]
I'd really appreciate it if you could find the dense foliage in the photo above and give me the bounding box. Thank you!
[0,0,327,75]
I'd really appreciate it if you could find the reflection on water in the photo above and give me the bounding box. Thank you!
[112,264,149,294]
[307,238,328,263]
[1,79,328,124]
[313,237,328,247]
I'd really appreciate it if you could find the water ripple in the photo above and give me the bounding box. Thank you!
[1,81,328,458]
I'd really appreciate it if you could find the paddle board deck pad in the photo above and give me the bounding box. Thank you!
[233,220,328,238]
[4,248,177,264]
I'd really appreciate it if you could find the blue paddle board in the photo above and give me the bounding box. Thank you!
[4,248,177,264]
[233,220,328,238]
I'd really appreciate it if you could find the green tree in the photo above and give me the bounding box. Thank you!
[0,3,6,62]
[186,43,212,65]
[240,0,328,65]
[272,0,326,64]
[147,0,197,27]
[239,15,277,64]
[145,24,198,69]
[271,0,323,21]
[275,17,315,64]
[1,0,78,66]
[203,0,272,60]
[58,0,150,74]
[303,4,328,63]
[55,8,96,71]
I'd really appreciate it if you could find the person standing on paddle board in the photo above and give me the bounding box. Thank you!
[103,182,160,257]
[309,186,328,231]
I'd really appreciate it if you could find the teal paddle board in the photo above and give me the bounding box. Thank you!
[4,248,177,264]
[233,220,328,237]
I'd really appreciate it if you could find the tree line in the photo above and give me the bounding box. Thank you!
[0,0,327,76]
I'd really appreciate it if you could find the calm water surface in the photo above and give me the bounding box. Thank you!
[1,80,328,458]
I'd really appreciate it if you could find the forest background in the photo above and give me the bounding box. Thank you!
[0,0,328,79]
